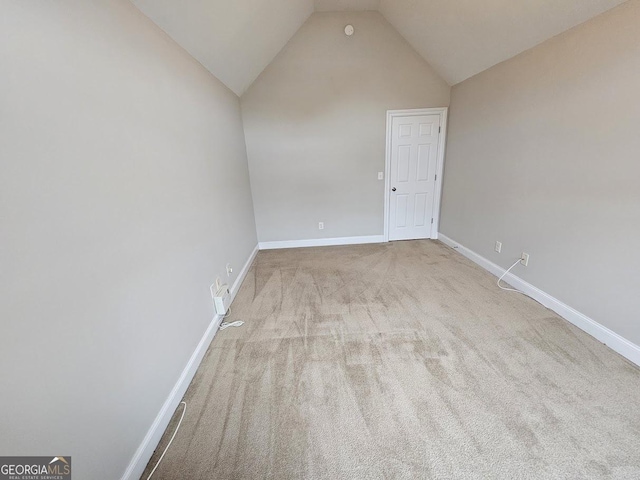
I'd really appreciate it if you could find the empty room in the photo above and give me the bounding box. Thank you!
[2,0,640,479]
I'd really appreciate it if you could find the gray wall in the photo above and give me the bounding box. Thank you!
[0,2,257,479]
[441,1,640,345]
[241,11,450,242]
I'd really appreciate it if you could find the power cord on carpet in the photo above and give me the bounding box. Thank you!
[220,320,244,330]
[497,258,527,295]
[146,309,243,478]
[219,307,245,330]
[146,401,186,480]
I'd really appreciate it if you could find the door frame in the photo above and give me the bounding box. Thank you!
[384,107,448,242]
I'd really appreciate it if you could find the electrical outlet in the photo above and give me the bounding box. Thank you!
[318,222,324,230]
[213,283,231,315]
[226,263,233,277]
[520,252,530,267]
[378,172,384,180]
[495,241,502,253]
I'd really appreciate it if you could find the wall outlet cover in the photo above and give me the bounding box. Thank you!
[213,284,231,315]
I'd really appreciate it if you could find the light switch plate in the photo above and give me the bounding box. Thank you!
[378,172,384,180]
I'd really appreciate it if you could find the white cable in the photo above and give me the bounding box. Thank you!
[497,258,526,295]
[146,401,187,480]
[220,320,244,330]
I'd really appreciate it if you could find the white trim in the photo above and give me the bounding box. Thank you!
[120,243,260,480]
[384,107,448,242]
[259,235,385,250]
[438,233,640,367]
[229,244,259,304]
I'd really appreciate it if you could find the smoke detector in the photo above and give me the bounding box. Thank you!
[344,25,354,36]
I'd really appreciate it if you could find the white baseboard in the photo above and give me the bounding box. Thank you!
[438,233,640,367]
[259,235,385,250]
[120,243,259,480]
[229,244,259,304]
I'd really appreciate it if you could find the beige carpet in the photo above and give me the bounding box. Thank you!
[142,240,640,479]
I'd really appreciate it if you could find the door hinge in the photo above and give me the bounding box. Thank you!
[431,218,434,224]
[435,174,437,181]
[439,126,441,133]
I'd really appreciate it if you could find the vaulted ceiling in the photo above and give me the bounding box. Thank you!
[378,0,628,85]
[132,0,628,96]
[131,0,314,96]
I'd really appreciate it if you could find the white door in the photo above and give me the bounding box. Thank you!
[388,114,441,241]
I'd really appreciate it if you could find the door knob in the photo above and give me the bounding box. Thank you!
[392,187,396,192]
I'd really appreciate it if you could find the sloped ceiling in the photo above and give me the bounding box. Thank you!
[131,0,314,96]
[379,0,629,85]
[132,0,629,95]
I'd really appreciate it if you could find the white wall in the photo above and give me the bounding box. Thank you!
[241,11,450,243]
[440,1,640,345]
[0,1,257,479]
